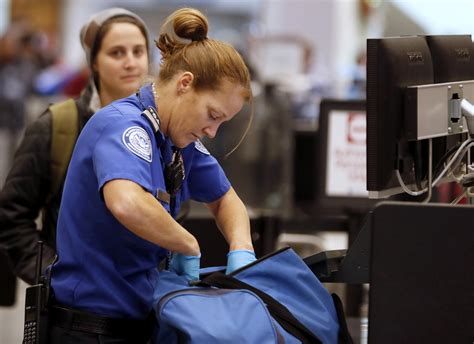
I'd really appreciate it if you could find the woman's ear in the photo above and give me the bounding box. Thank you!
[177,72,194,94]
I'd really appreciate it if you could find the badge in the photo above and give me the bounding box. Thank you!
[122,126,152,162]
[194,140,210,155]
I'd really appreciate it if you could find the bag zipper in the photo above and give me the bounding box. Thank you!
[158,287,229,309]
[157,287,283,343]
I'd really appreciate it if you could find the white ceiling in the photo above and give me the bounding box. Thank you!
[394,0,474,36]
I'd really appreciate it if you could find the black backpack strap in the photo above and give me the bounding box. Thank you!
[331,293,354,344]
[199,272,322,344]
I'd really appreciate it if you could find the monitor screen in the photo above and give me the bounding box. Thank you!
[323,101,367,197]
[315,99,377,217]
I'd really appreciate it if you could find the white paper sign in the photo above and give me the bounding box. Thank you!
[325,110,368,197]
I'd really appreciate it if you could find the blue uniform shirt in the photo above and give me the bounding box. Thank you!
[51,84,231,319]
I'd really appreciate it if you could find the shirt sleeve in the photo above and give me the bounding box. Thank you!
[186,148,231,203]
[93,119,155,193]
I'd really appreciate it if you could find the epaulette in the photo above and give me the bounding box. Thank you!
[141,106,160,133]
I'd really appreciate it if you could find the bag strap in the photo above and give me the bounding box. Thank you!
[199,272,322,344]
[331,293,354,344]
[48,99,79,203]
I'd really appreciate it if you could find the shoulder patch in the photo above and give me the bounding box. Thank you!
[122,126,152,162]
[194,140,210,155]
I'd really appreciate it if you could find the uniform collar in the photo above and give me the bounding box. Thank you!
[137,83,156,111]
[137,83,167,146]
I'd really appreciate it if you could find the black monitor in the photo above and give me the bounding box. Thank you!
[426,35,474,83]
[366,36,434,197]
[293,99,378,230]
[425,34,474,165]
[315,99,377,217]
[366,35,474,198]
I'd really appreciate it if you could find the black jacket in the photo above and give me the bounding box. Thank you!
[0,83,95,284]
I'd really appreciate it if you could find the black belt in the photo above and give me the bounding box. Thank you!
[49,305,154,338]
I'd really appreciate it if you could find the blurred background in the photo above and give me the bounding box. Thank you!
[1,0,474,342]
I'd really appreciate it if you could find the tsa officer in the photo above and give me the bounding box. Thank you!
[49,7,256,343]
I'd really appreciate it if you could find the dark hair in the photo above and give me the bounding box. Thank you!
[91,15,149,90]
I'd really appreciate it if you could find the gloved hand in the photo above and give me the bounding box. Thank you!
[226,249,256,275]
[170,253,201,281]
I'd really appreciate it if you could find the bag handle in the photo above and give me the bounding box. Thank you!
[331,294,354,344]
[198,272,322,344]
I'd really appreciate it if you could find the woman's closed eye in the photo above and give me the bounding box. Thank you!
[209,112,218,121]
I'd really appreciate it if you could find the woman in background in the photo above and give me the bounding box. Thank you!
[0,8,150,284]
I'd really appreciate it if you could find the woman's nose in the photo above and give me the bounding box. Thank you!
[203,124,219,139]
[124,52,137,69]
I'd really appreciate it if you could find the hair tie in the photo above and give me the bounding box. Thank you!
[161,20,192,45]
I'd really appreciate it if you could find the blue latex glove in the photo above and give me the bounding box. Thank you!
[226,249,256,275]
[170,253,201,281]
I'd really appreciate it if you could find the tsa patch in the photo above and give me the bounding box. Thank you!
[122,126,152,162]
[194,140,210,155]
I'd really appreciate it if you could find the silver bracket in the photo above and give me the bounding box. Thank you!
[405,80,473,140]
[448,84,464,134]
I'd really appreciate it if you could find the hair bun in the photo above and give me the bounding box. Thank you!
[157,8,209,58]
[170,7,208,42]
[161,21,192,45]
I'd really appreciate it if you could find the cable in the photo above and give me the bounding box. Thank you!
[451,189,467,205]
[433,142,461,177]
[422,138,433,203]
[396,139,432,196]
[396,137,474,196]
[433,139,474,185]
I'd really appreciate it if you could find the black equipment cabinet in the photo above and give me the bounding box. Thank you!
[368,202,474,343]
[306,201,474,343]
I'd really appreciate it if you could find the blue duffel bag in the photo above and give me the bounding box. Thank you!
[152,247,350,343]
